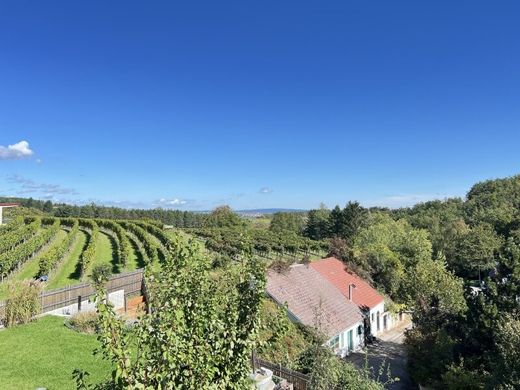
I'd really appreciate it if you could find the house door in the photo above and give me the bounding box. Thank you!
[377,312,380,332]
[348,330,354,351]
[383,315,387,330]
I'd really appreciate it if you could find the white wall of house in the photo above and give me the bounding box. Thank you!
[327,321,364,356]
[368,301,402,335]
[369,301,385,335]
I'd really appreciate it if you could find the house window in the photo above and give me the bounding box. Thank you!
[371,313,374,322]
[329,335,340,350]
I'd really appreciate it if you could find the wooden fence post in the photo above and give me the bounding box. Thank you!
[77,295,82,312]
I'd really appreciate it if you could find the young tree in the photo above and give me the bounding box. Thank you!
[76,234,265,389]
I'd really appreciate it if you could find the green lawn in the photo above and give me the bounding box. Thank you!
[0,315,111,390]
[123,235,145,272]
[46,230,88,290]
[87,231,114,276]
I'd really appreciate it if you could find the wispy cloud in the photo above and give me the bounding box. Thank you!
[259,187,273,194]
[0,140,34,160]
[7,174,78,196]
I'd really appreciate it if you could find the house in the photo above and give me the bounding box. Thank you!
[266,264,365,356]
[310,257,395,335]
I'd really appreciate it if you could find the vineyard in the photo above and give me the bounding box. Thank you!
[0,216,173,298]
[185,227,329,263]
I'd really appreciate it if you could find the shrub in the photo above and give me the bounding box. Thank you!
[69,312,99,334]
[91,264,112,288]
[4,280,41,327]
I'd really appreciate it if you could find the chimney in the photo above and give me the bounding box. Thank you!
[348,283,357,302]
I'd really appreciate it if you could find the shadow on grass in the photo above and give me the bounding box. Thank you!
[107,234,121,274]
[128,237,146,269]
[69,229,91,281]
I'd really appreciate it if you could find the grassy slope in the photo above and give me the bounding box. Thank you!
[87,231,114,277]
[0,315,110,390]
[46,230,87,290]
[123,235,145,272]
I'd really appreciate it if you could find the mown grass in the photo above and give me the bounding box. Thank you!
[46,230,88,290]
[86,231,114,277]
[0,315,111,390]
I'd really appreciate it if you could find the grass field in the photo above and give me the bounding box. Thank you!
[0,315,111,390]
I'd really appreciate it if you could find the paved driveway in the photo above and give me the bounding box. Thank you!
[345,320,416,389]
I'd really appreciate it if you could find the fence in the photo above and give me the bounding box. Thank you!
[252,354,310,390]
[0,269,144,321]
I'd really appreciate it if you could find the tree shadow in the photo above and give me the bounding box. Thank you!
[106,233,121,274]
[346,340,416,389]
[128,237,146,269]
[69,230,90,281]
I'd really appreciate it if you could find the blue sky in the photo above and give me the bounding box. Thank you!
[1,1,519,210]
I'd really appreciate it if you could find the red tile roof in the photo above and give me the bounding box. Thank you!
[0,203,19,207]
[266,264,363,338]
[310,257,384,310]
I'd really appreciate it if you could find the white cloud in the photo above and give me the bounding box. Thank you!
[0,140,34,160]
[259,187,272,194]
[154,197,191,208]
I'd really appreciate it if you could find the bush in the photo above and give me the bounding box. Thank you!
[4,280,41,327]
[91,264,112,288]
[68,312,99,334]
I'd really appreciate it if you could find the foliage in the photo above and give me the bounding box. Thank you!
[490,314,520,389]
[78,219,99,277]
[4,280,41,327]
[0,218,59,279]
[269,211,306,234]
[190,226,327,263]
[38,219,79,276]
[353,212,432,298]
[90,264,112,288]
[464,175,520,233]
[0,217,41,254]
[449,223,502,279]
[256,299,312,367]
[118,221,159,264]
[304,204,331,240]
[95,219,131,266]
[297,343,390,390]
[205,205,245,228]
[78,232,266,389]
[69,312,100,334]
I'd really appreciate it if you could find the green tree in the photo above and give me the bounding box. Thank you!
[76,233,265,389]
[304,204,330,240]
[450,224,501,280]
[353,213,432,298]
[404,260,467,387]
[205,205,244,228]
[269,212,306,234]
